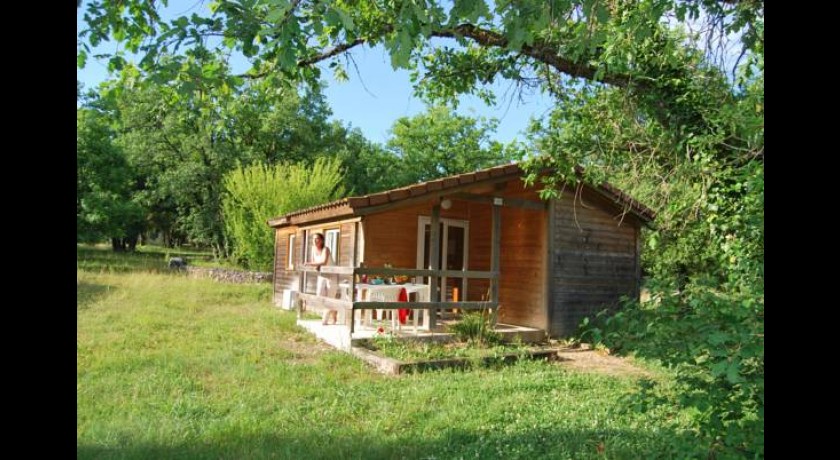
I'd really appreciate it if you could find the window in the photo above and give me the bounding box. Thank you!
[325,229,340,264]
[287,234,296,269]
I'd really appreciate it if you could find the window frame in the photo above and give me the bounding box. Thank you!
[287,234,296,269]
[324,228,340,264]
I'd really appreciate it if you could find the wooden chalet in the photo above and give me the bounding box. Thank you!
[268,163,655,340]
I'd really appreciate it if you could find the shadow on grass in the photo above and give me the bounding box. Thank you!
[76,281,114,310]
[77,426,707,459]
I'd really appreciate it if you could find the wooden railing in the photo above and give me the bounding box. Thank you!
[292,265,499,333]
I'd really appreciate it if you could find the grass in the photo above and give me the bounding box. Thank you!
[77,243,256,273]
[78,245,709,459]
[357,335,536,362]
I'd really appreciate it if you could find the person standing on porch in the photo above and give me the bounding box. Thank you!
[306,233,337,325]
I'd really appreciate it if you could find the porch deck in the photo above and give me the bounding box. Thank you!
[296,319,545,352]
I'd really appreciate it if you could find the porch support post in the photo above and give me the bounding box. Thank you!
[429,202,441,330]
[491,198,502,306]
[635,224,642,302]
[350,222,360,334]
[299,229,307,294]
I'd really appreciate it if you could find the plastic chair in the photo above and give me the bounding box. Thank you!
[367,285,403,329]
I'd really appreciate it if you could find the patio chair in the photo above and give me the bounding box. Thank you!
[366,285,403,330]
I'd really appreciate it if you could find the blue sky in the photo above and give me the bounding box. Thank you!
[76,2,553,145]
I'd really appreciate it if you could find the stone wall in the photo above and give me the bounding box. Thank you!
[185,266,273,284]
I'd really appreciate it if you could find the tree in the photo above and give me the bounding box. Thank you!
[78,1,762,121]
[77,108,145,250]
[111,76,236,255]
[105,68,366,255]
[386,105,521,185]
[518,24,763,458]
[222,157,345,270]
[331,126,400,195]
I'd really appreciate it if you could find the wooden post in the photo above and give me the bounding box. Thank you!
[429,202,441,330]
[273,230,279,305]
[546,199,555,333]
[350,222,359,334]
[349,265,356,334]
[298,229,306,294]
[490,198,502,309]
[635,224,642,302]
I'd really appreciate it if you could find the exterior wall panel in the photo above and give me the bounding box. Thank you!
[549,187,641,337]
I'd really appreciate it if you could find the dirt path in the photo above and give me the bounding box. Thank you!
[554,347,655,379]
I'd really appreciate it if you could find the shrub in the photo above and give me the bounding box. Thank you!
[222,157,345,270]
[448,311,501,346]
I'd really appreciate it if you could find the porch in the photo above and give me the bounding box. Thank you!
[294,263,506,332]
[296,318,546,352]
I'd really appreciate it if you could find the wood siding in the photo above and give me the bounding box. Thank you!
[273,219,359,304]
[273,227,300,305]
[363,180,548,329]
[500,181,547,329]
[466,202,491,302]
[339,221,356,267]
[362,202,469,269]
[549,187,641,337]
[464,180,548,329]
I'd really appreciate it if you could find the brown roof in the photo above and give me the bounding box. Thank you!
[267,162,655,227]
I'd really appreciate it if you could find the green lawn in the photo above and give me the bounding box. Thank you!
[78,245,707,459]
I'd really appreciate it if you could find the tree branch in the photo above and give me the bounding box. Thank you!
[279,22,634,89]
[298,37,369,67]
[433,24,633,88]
[237,37,369,79]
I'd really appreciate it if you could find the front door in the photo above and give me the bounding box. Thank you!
[416,217,469,301]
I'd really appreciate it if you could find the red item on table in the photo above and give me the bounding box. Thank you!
[398,288,409,324]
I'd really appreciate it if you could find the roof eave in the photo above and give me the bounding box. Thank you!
[268,202,355,228]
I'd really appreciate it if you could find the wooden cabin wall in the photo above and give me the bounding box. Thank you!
[273,219,359,304]
[497,181,547,329]
[549,187,641,337]
[273,174,645,336]
[466,202,490,302]
[338,221,356,267]
[463,180,548,329]
[362,202,468,269]
[273,227,300,305]
[362,206,420,269]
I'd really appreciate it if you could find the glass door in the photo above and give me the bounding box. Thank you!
[416,217,469,302]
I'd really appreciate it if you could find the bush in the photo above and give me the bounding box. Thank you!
[579,284,764,457]
[222,157,345,270]
[448,311,501,346]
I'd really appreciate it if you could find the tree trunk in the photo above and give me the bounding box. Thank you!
[126,234,138,252]
[111,237,125,252]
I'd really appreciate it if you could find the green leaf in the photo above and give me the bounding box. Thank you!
[324,9,341,28]
[108,56,126,72]
[266,6,289,23]
[507,27,526,50]
[278,46,296,70]
[595,3,610,24]
[707,331,729,345]
[78,50,88,68]
[334,8,355,31]
[710,360,728,377]
[388,31,414,69]
[113,26,126,42]
[726,361,742,384]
